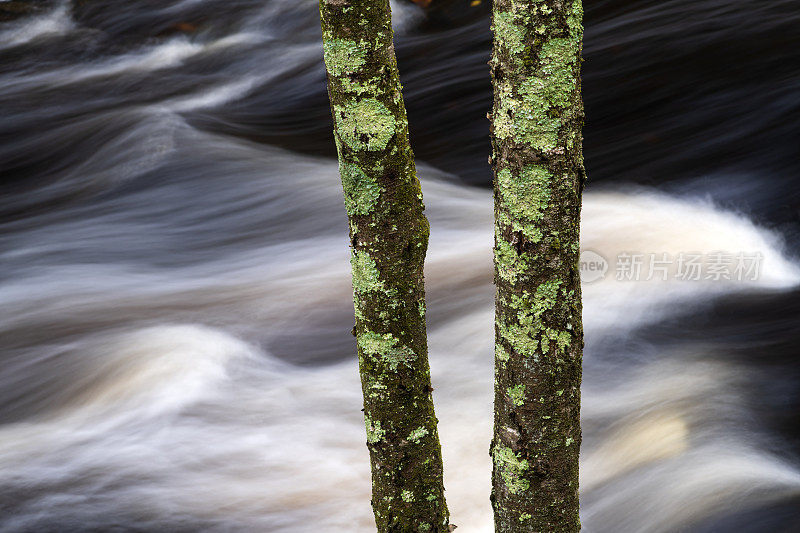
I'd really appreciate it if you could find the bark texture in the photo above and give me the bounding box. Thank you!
[318,1,450,531]
[489,0,585,531]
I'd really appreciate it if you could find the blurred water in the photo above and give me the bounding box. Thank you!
[1,1,800,531]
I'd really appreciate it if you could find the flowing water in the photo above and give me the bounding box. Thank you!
[2,0,800,531]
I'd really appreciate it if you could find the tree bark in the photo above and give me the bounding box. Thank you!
[489,0,585,531]
[318,1,450,531]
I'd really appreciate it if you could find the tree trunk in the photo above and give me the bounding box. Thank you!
[489,0,585,531]
[318,1,450,531]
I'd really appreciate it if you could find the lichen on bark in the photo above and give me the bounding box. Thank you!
[490,0,585,531]
[318,0,450,531]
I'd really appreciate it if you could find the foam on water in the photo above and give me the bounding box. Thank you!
[2,0,800,531]
[1,136,799,530]
[0,2,74,49]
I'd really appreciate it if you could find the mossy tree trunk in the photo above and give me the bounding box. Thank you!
[318,1,450,531]
[489,0,585,531]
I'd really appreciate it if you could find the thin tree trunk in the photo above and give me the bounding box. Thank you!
[489,0,585,531]
[318,1,450,531]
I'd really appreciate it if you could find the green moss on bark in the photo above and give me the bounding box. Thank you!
[335,98,397,151]
[358,330,417,371]
[323,38,367,76]
[340,161,381,216]
[492,443,531,495]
